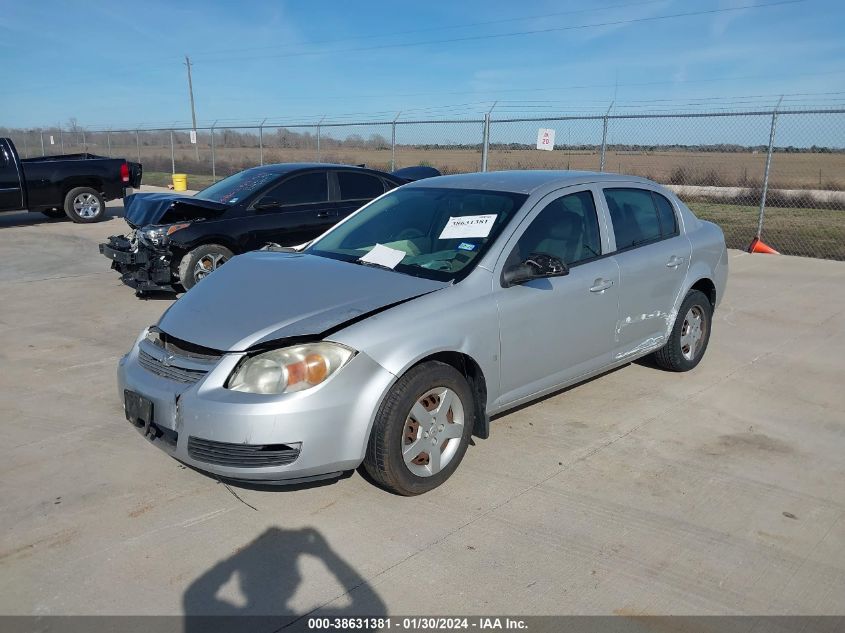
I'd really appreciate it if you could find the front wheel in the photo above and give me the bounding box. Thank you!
[177,243,234,290]
[364,361,474,495]
[652,289,713,372]
[64,187,106,223]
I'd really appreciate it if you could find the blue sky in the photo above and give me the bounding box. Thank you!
[1,0,844,129]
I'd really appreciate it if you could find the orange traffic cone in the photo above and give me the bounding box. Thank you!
[748,237,779,255]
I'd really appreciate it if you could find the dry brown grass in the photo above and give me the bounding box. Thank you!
[120,144,845,190]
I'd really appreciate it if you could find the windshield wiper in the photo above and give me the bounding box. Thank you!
[355,259,397,273]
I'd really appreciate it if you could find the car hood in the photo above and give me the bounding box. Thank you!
[123,193,226,228]
[157,252,448,352]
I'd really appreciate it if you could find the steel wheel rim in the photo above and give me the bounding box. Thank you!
[402,387,464,478]
[680,305,706,361]
[73,193,101,219]
[193,253,227,281]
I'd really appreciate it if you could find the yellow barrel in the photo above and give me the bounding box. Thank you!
[172,173,188,191]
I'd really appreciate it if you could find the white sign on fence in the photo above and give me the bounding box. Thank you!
[49,135,55,145]
[190,130,197,144]
[536,128,555,151]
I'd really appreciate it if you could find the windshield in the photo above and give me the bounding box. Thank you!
[307,187,527,282]
[194,169,277,205]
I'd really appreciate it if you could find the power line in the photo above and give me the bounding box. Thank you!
[192,0,804,65]
[188,0,675,59]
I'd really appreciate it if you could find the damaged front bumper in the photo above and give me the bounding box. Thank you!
[99,233,177,292]
[117,331,396,483]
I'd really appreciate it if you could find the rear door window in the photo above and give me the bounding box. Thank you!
[259,172,329,207]
[337,171,385,201]
[603,188,662,250]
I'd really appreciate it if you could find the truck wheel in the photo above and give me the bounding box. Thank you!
[364,361,474,495]
[64,187,106,223]
[40,209,66,219]
[178,244,234,291]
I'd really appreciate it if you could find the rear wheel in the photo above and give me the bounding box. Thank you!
[64,187,106,223]
[364,361,474,495]
[178,244,234,290]
[653,289,712,372]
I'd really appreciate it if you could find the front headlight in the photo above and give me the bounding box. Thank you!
[140,223,190,246]
[227,342,355,395]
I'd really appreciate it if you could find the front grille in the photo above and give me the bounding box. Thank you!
[138,349,208,383]
[188,437,301,468]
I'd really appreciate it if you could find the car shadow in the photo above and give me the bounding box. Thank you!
[182,526,386,632]
[0,204,125,229]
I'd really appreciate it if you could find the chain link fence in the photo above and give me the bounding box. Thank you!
[3,108,843,259]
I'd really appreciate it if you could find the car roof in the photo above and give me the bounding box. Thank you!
[243,163,389,176]
[405,170,659,195]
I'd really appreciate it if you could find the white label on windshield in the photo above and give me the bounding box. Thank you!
[359,243,406,269]
[439,214,497,239]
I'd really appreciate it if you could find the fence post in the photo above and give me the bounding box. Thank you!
[391,112,401,171]
[82,130,86,152]
[211,121,217,182]
[60,128,64,153]
[40,131,45,156]
[756,97,782,239]
[259,118,266,166]
[481,113,491,172]
[316,116,325,162]
[599,102,613,172]
[135,130,141,165]
[170,130,176,174]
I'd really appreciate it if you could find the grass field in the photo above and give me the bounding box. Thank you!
[687,201,845,260]
[129,144,845,190]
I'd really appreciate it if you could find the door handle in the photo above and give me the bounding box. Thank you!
[589,278,614,293]
[666,255,686,268]
[316,211,337,218]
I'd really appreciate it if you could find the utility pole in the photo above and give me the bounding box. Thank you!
[185,55,199,161]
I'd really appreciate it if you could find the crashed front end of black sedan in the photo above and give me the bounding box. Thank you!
[100,227,181,293]
[99,193,224,293]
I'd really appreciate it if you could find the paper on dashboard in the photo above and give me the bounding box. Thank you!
[359,243,406,269]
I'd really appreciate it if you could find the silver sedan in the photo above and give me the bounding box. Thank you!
[118,171,727,495]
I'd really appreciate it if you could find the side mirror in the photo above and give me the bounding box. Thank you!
[502,253,568,287]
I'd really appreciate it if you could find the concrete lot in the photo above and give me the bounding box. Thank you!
[0,192,843,618]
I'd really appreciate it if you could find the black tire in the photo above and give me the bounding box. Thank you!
[177,244,234,290]
[64,187,106,223]
[364,361,475,496]
[40,209,66,219]
[653,289,713,372]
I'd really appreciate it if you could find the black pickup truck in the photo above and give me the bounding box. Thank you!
[0,137,142,223]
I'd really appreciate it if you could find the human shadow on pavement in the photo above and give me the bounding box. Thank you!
[182,526,386,633]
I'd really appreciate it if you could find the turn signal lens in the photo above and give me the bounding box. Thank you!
[166,223,190,235]
[227,343,355,395]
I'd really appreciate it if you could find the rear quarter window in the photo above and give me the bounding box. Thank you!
[653,192,679,236]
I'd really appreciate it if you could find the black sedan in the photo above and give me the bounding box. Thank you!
[99,163,438,294]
